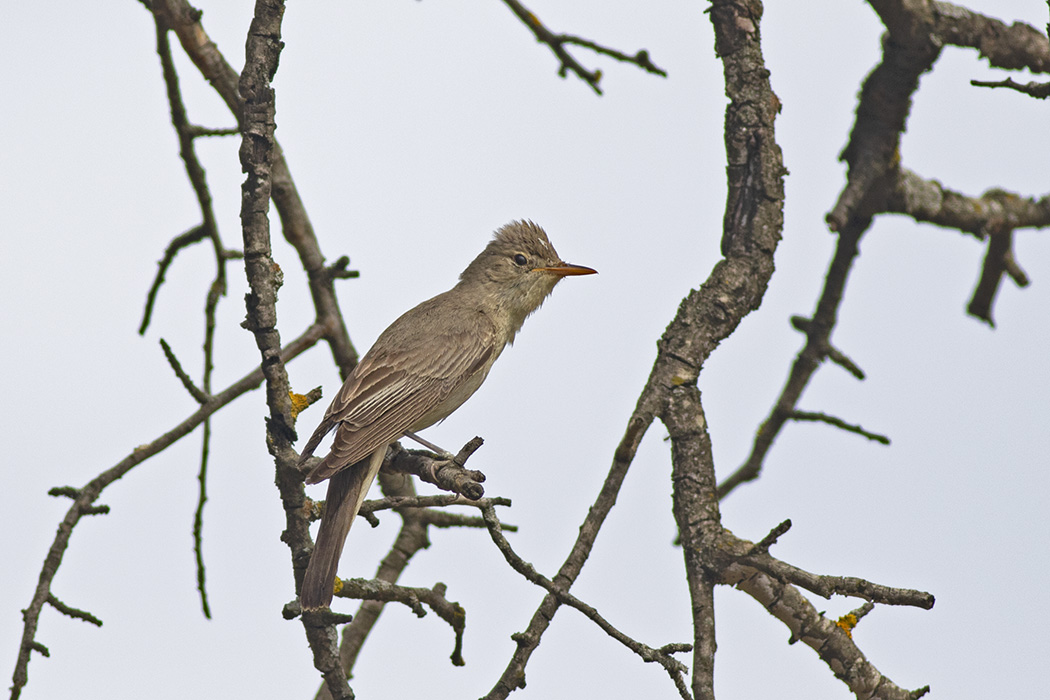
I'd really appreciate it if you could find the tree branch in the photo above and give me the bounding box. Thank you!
[152,0,359,378]
[333,579,466,667]
[498,0,666,95]
[790,410,891,444]
[479,505,692,700]
[971,76,1050,97]
[9,323,323,700]
[726,565,931,699]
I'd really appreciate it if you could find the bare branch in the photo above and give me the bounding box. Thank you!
[159,338,209,404]
[46,595,103,628]
[747,519,793,556]
[360,494,510,518]
[151,7,246,621]
[186,124,240,137]
[729,4,1050,502]
[325,255,360,280]
[828,20,939,231]
[560,36,668,77]
[334,579,466,667]
[482,409,654,698]
[726,565,932,700]
[383,441,488,500]
[11,323,323,700]
[152,0,360,378]
[968,228,1010,326]
[886,169,1050,238]
[499,0,666,95]
[933,2,1050,72]
[790,410,891,445]
[740,554,934,609]
[972,76,1050,97]
[420,508,516,531]
[485,3,787,698]
[234,1,357,697]
[479,506,692,700]
[836,601,876,638]
[138,224,208,335]
[791,317,867,380]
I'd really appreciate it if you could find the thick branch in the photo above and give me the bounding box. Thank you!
[739,553,934,609]
[886,168,1050,238]
[726,566,931,700]
[484,3,786,699]
[235,2,355,699]
[933,1,1050,72]
[829,6,940,231]
[658,2,789,697]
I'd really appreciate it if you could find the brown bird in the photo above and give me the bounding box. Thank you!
[297,220,596,609]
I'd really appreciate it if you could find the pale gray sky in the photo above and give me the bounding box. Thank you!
[4,2,1048,699]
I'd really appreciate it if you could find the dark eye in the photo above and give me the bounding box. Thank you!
[513,253,528,267]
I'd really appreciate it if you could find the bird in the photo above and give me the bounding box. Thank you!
[297,220,596,609]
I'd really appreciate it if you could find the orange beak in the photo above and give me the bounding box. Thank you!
[537,262,598,277]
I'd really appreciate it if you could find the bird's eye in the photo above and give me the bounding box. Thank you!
[513,253,528,267]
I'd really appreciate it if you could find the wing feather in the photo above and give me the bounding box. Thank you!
[302,297,498,484]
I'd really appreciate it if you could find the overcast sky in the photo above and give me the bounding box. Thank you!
[4,2,1049,699]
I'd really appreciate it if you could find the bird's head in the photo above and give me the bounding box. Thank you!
[458,220,596,337]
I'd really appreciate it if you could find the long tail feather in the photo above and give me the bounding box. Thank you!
[300,446,386,610]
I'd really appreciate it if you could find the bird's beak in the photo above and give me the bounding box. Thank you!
[537,262,598,277]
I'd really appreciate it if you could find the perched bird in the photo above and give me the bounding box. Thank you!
[297,220,596,609]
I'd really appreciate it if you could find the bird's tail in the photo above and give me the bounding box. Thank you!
[300,446,386,610]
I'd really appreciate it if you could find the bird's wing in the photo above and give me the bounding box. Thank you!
[303,314,496,484]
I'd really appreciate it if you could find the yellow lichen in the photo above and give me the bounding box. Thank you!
[288,391,312,419]
[835,613,858,638]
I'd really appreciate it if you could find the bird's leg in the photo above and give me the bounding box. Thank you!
[403,431,461,465]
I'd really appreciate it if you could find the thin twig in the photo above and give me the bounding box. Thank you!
[971,76,1050,98]
[153,10,238,619]
[420,508,516,531]
[480,506,692,699]
[138,225,207,335]
[359,494,511,517]
[10,324,324,700]
[46,595,102,627]
[186,124,240,137]
[790,410,890,445]
[747,519,792,556]
[159,339,209,404]
[499,0,665,95]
